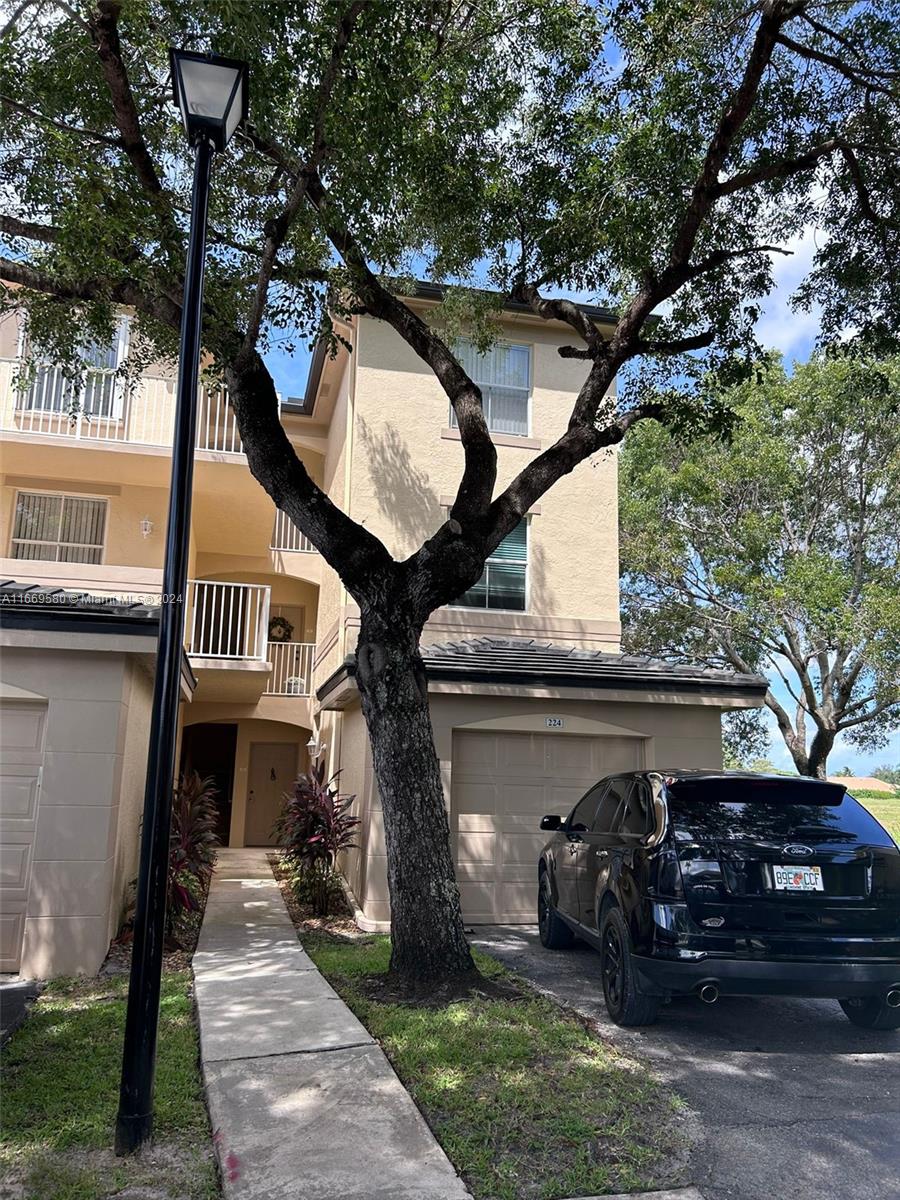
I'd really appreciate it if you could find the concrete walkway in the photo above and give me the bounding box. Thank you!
[194,848,471,1200]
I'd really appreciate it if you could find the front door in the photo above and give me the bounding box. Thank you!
[245,742,297,846]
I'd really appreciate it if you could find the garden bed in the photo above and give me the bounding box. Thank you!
[271,856,689,1200]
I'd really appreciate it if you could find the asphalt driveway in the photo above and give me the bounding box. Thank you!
[470,925,900,1200]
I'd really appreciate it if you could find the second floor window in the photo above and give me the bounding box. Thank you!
[19,321,128,419]
[450,340,530,437]
[10,491,107,564]
[454,520,527,611]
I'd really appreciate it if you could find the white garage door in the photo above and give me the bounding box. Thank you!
[452,730,644,923]
[0,702,46,973]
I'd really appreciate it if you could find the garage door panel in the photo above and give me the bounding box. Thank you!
[452,729,644,923]
[0,705,46,752]
[0,766,41,821]
[456,830,495,868]
[0,701,47,973]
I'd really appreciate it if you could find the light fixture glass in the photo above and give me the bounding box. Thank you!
[139,517,154,538]
[170,48,248,152]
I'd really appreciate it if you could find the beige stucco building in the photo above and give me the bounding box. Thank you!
[0,290,766,975]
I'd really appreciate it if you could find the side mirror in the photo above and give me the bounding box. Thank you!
[540,814,562,831]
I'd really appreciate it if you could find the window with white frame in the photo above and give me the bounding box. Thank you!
[455,520,527,611]
[19,321,128,418]
[10,492,108,564]
[449,340,530,436]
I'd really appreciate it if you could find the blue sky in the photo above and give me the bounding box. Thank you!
[261,241,898,779]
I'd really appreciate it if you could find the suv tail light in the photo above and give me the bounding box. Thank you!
[650,846,685,899]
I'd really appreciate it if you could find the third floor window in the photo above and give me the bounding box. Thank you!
[449,340,530,437]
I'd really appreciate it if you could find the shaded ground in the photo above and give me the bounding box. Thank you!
[471,925,900,1200]
[0,980,42,1046]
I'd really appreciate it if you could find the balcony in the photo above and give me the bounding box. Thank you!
[1,368,243,455]
[270,510,316,554]
[185,579,315,703]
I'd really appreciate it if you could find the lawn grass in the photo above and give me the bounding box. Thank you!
[857,794,900,844]
[0,972,217,1200]
[303,932,685,1200]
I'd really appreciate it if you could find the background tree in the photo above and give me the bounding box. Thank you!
[2,0,899,989]
[620,354,900,779]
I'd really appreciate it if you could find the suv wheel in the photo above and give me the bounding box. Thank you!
[838,996,900,1030]
[538,872,575,949]
[600,906,659,1027]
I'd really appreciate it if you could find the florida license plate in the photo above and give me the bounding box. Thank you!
[772,864,824,891]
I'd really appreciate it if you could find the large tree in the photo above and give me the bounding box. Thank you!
[620,354,900,778]
[2,0,899,990]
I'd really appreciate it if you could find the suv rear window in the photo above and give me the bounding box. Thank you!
[666,778,895,845]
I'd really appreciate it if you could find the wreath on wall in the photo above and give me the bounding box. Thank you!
[268,615,295,643]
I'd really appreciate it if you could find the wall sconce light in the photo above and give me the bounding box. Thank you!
[306,734,327,759]
[139,517,154,539]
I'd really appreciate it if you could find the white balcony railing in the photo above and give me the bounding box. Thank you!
[3,370,244,456]
[263,641,315,696]
[270,509,316,554]
[186,579,270,661]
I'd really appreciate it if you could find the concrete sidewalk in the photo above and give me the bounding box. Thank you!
[194,848,471,1200]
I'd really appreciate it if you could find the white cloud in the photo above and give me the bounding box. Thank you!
[754,225,823,363]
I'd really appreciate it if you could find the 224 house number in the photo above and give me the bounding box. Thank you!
[545,717,564,729]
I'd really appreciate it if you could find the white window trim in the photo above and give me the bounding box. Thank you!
[9,488,109,565]
[17,317,130,421]
[449,339,532,438]
[447,517,530,613]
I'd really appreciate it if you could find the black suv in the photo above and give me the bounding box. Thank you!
[537,770,900,1028]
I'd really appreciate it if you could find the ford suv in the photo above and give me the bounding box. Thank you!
[537,771,900,1028]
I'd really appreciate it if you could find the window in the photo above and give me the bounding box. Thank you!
[11,492,107,564]
[568,783,607,832]
[450,340,530,436]
[616,783,653,837]
[593,784,625,834]
[454,520,527,610]
[19,322,128,418]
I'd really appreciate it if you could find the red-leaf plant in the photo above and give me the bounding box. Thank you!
[167,770,219,935]
[274,761,359,915]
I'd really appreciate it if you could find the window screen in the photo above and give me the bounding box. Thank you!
[20,324,125,417]
[449,340,530,436]
[455,521,527,611]
[11,492,107,564]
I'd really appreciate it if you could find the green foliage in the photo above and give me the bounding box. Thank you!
[873,764,900,787]
[620,352,900,774]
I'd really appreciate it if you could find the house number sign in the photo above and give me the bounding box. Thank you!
[545,716,564,730]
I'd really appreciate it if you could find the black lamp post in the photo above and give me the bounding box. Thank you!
[115,48,248,1157]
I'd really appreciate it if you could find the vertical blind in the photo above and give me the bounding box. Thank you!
[11,492,107,564]
[450,340,530,436]
[20,325,124,417]
[456,520,527,611]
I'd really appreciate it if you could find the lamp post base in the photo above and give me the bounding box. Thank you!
[115,1111,154,1156]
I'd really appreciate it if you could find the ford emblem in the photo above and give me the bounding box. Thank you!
[782,844,814,857]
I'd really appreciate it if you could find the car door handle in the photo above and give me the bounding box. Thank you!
[595,849,608,858]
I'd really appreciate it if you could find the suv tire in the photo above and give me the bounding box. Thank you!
[838,996,900,1030]
[600,906,659,1026]
[538,871,575,949]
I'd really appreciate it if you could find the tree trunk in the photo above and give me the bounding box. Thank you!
[354,604,475,993]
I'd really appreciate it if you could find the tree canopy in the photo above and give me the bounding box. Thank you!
[3,0,900,986]
[620,353,900,778]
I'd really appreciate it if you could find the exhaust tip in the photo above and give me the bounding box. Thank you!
[698,983,719,1004]
[886,989,900,1009]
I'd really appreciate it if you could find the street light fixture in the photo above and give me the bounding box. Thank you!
[115,48,248,1157]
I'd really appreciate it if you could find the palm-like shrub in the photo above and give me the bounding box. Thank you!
[167,770,219,935]
[274,762,358,915]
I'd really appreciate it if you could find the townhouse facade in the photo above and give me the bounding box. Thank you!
[0,290,767,976]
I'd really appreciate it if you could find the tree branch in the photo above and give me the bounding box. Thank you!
[87,0,163,194]
[0,215,61,243]
[0,93,122,147]
[776,30,899,97]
